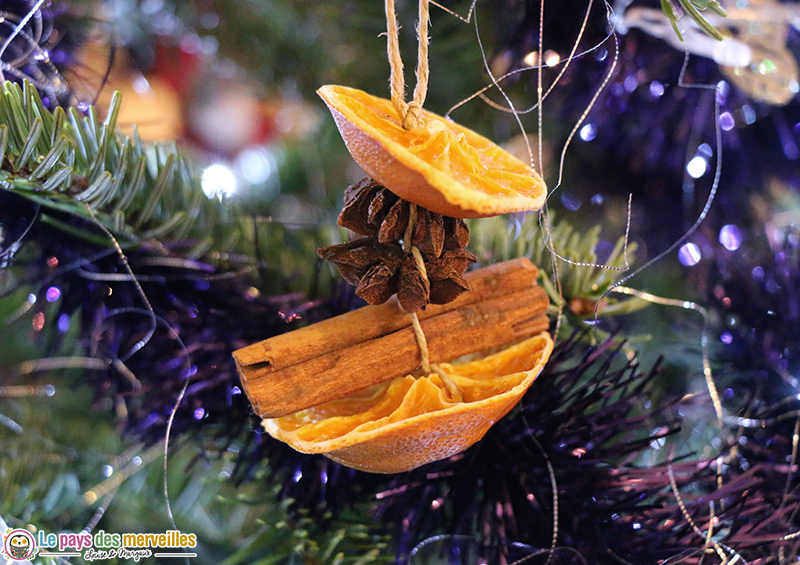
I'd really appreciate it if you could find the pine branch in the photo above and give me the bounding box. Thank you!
[661,0,727,41]
[468,213,649,319]
[0,81,248,259]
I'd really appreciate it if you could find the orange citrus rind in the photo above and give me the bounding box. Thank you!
[318,84,547,219]
[263,331,554,474]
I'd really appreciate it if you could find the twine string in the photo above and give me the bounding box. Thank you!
[385,0,430,129]
[410,0,430,125]
[403,203,462,401]
[384,0,457,398]
[408,311,432,373]
[402,203,431,373]
[402,202,428,277]
[385,0,406,118]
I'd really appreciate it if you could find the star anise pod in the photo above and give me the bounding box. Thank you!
[319,236,477,312]
[337,179,383,237]
[323,178,478,312]
[437,248,478,274]
[428,249,476,304]
[378,198,410,243]
[443,216,470,250]
[338,178,470,259]
[429,265,468,304]
[357,262,400,305]
[397,255,431,313]
[412,209,445,257]
[318,237,402,289]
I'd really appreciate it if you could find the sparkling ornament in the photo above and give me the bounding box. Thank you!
[622,0,800,106]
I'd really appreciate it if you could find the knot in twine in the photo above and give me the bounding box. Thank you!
[385,0,430,131]
[403,101,424,130]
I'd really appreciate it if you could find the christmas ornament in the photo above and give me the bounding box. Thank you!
[623,0,800,106]
[234,0,554,473]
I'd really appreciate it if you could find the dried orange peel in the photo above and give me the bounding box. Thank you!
[318,84,547,219]
[263,331,554,474]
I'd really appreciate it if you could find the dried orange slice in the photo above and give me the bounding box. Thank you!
[318,84,547,219]
[263,332,554,474]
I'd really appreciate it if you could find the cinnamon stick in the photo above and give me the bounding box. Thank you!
[234,258,551,418]
[234,257,540,369]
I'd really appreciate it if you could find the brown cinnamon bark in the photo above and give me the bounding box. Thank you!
[235,258,540,369]
[234,258,551,418]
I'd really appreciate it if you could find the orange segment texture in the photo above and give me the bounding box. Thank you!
[263,332,554,474]
[318,84,547,219]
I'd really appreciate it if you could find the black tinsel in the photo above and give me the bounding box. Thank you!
[0,0,91,108]
[0,189,327,467]
[707,224,800,398]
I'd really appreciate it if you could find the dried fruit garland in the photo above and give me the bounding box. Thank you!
[233,0,553,473]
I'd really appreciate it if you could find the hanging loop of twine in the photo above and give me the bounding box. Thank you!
[385,0,430,130]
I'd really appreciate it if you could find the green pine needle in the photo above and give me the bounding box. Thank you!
[469,213,649,319]
[0,81,248,259]
[662,0,726,41]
